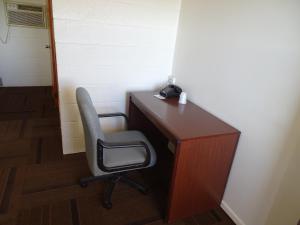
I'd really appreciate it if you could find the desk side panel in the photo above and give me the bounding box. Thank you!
[167,133,240,222]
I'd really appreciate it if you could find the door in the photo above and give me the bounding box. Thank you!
[47,0,59,106]
[0,0,53,87]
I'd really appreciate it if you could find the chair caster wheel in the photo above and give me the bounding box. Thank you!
[103,201,112,209]
[80,182,88,188]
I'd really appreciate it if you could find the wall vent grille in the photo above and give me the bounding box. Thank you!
[6,2,47,28]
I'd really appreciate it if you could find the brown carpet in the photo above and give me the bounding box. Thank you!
[0,86,235,225]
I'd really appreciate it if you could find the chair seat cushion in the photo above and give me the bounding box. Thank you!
[103,130,157,168]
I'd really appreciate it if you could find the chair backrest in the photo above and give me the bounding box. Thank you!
[76,87,105,175]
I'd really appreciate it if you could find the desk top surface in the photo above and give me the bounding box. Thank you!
[130,91,240,141]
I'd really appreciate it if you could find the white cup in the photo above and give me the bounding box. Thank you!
[179,92,187,104]
[168,76,176,85]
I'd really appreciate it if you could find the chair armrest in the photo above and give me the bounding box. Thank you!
[98,113,128,124]
[97,139,151,173]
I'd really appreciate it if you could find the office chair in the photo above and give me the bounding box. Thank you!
[76,87,157,209]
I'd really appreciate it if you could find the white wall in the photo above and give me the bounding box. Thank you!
[172,0,300,225]
[52,0,181,154]
[0,0,52,86]
[265,108,300,225]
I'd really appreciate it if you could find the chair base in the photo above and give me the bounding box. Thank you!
[79,173,148,209]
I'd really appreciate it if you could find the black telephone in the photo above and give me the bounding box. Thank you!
[160,84,182,98]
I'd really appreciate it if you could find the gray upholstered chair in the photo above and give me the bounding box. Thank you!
[76,87,157,209]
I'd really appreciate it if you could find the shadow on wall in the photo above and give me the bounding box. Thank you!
[0,0,9,44]
[265,100,300,225]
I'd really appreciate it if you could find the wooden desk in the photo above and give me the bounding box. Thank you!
[128,91,240,223]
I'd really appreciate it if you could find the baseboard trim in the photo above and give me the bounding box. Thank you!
[221,201,246,225]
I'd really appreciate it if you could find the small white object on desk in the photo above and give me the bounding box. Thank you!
[179,92,187,104]
[154,94,166,100]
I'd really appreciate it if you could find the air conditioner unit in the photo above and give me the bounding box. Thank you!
[6,2,47,28]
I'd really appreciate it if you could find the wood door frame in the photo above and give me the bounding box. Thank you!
[47,0,59,107]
